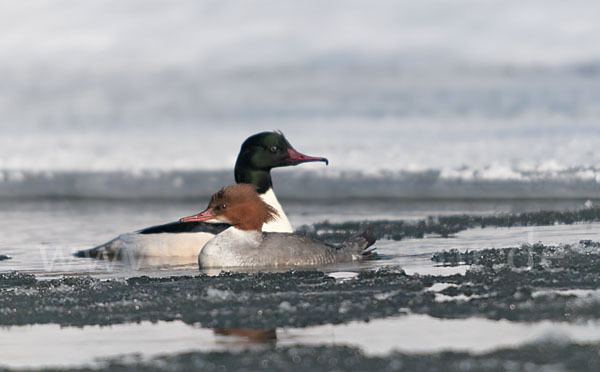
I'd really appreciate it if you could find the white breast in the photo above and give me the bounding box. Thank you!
[260,188,293,233]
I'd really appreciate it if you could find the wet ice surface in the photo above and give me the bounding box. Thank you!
[4,343,600,372]
[2,258,600,371]
[2,241,600,369]
[2,316,600,369]
[2,199,600,370]
[4,240,600,328]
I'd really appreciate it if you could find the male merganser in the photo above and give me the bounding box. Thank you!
[180,184,376,268]
[75,132,328,259]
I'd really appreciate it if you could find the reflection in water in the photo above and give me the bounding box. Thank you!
[3,316,600,369]
[213,328,277,344]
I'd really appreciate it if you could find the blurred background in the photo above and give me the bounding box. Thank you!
[4,3,600,367]
[1,0,600,199]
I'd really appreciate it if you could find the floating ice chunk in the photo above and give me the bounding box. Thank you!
[205,287,233,301]
[338,300,353,314]
[327,271,358,281]
[532,289,600,299]
[278,301,295,312]
[374,290,401,301]
[427,283,458,293]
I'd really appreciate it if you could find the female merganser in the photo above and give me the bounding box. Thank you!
[75,132,328,259]
[181,184,376,268]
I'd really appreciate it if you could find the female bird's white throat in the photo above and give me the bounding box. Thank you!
[260,188,293,233]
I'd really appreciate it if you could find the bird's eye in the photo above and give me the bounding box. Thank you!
[221,204,227,210]
[269,146,278,153]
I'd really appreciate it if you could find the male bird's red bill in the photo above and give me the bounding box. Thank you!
[286,148,329,165]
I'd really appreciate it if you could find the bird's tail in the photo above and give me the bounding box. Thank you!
[342,231,377,258]
[74,238,120,259]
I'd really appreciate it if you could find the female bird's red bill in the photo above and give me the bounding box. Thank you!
[179,208,215,223]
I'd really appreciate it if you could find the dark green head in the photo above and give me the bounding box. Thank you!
[234,131,328,194]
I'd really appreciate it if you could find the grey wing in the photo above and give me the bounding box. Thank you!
[260,233,343,266]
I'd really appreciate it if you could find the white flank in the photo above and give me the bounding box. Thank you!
[107,232,214,257]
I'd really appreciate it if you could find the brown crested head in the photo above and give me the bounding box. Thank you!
[200,184,278,231]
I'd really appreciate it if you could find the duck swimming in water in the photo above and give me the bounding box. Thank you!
[75,131,328,259]
[180,184,376,269]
